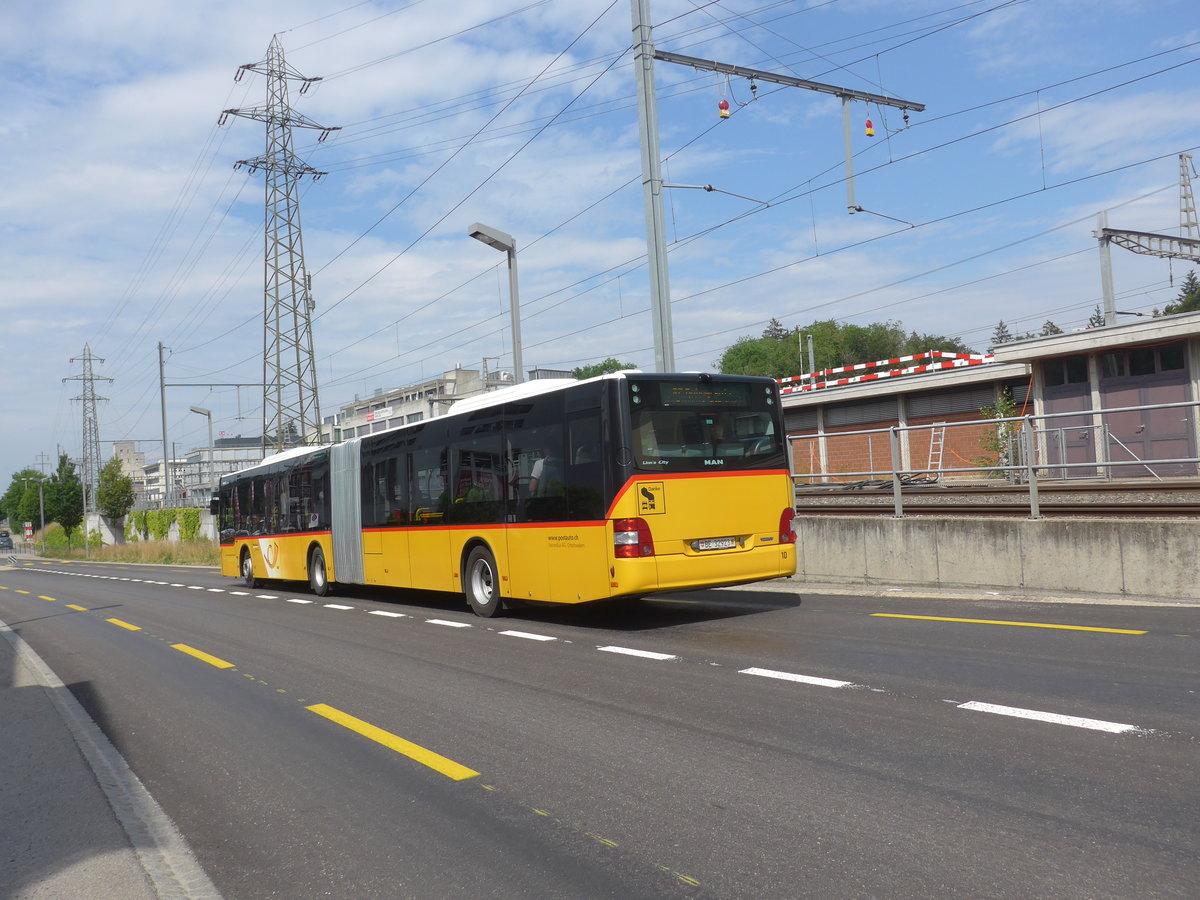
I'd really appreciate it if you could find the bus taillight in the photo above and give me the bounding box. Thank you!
[779,507,797,545]
[613,518,655,558]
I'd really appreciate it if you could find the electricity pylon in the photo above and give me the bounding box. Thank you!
[63,344,112,514]
[219,35,340,453]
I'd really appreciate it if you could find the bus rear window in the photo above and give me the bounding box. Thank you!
[628,378,785,472]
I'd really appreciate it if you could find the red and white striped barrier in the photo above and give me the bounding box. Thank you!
[779,350,990,386]
[779,352,994,394]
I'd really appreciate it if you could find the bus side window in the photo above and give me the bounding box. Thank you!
[566,415,605,519]
[410,447,447,524]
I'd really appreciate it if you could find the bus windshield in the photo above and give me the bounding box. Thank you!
[627,377,785,473]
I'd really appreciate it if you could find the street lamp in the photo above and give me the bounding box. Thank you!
[467,222,524,384]
[189,406,213,501]
[21,477,46,556]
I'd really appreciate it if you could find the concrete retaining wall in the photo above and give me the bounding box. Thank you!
[795,516,1199,601]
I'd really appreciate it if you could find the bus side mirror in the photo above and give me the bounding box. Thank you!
[209,498,219,516]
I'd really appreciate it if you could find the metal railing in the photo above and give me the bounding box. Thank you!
[788,399,1200,518]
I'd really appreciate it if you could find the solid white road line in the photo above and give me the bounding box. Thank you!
[739,667,853,688]
[957,701,1144,734]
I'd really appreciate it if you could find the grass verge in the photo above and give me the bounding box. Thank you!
[55,541,220,566]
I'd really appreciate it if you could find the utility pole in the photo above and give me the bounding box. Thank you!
[220,36,340,455]
[63,344,112,523]
[159,342,172,508]
[631,0,675,373]
[630,2,924,373]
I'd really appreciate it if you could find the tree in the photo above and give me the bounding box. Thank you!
[718,335,797,378]
[1087,305,1106,328]
[1,469,44,532]
[46,453,83,546]
[761,317,791,341]
[572,358,638,379]
[96,456,135,522]
[1160,269,1200,316]
[989,321,1013,350]
[901,332,975,356]
[1040,320,1063,336]
[718,317,978,379]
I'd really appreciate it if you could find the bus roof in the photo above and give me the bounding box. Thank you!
[444,370,640,416]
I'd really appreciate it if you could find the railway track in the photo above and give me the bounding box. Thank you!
[793,478,1200,518]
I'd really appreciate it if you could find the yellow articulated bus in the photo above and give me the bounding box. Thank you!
[216,371,796,616]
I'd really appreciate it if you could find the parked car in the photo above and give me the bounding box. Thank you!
[0,535,14,550]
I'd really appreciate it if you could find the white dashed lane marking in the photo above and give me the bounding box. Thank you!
[740,667,854,689]
[14,567,1165,740]
[597,645,676,661]
[957,701,1146,734]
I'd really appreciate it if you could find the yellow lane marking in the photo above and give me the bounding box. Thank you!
[39,595,56,602]
[106,618,142,631]
[171,644,236,669]
[872,613,1146,635]
[16,589,30,594]
[67,604,88,612]
[306,703,479,781]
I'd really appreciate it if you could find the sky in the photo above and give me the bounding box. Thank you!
[2,0,1198,484]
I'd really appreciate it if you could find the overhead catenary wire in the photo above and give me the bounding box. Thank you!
[77,0,1200,451]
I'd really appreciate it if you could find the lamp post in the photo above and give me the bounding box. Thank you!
[189,406,214,502]
[21,477,46,556]
[467,222,524,384]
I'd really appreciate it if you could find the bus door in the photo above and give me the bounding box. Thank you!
[407,443,453,592]
[504,420,557,603]
[361,449,409,586]
[546,412,610,604]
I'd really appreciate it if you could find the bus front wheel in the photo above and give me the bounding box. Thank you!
[309,546,332,597]
[463,545,503,618]
[240,549,259,589]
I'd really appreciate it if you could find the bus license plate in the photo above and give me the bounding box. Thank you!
[695,537,736,551]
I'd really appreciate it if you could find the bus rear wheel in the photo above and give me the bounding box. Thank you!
[240,549,259,589]
[463,545,503,618]
[309,546,332,597]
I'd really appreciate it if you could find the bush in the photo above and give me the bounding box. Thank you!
[125,510,148,542]
[148,509,177,541]
[178,508,201,542]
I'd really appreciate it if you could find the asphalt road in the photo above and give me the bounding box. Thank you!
[1,559,1197,898]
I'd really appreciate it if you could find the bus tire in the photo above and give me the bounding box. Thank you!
[240,548,259,589]
[463,545,503,618]
[308,546,332,597]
